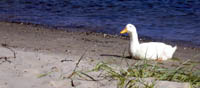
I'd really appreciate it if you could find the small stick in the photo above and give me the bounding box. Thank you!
[1,43,16,58]
[6,47,16,58]
[79,72,97,81]
[71,79,75,87]
[0,43,16,64]
[74,50,87,72]
[68,50,87,87]
[0,57,11,64]
[68,50,87,78]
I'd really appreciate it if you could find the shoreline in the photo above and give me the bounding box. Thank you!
[4,21,200,49]
[0,21,199,88]
[0,21,200,61]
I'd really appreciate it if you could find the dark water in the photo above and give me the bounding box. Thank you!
[0,0,200,47]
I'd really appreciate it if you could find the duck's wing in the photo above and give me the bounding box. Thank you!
[137,42,165,60]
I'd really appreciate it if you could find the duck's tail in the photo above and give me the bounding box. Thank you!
[172,46,177,53]
[163,45,177,60]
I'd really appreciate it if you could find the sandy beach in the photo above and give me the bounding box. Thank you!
[0,22,199,88]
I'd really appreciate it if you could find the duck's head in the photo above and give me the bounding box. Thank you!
[120,24,136,34]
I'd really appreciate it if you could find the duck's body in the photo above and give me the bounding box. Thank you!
[121,24,177,61]
[130,42,177,60]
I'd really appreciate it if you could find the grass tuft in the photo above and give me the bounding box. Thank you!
[90,60,200,88]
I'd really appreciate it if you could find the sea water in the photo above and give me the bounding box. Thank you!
[0,0,200,47]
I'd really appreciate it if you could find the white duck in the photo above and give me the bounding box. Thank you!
[120,24,177,61]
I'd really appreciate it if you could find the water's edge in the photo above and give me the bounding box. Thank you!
[1,0,200,47]
[3,21,199,49]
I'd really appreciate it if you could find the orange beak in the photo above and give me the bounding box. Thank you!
[120,27,128,34]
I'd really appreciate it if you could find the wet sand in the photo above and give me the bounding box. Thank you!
[0,22,199,88]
